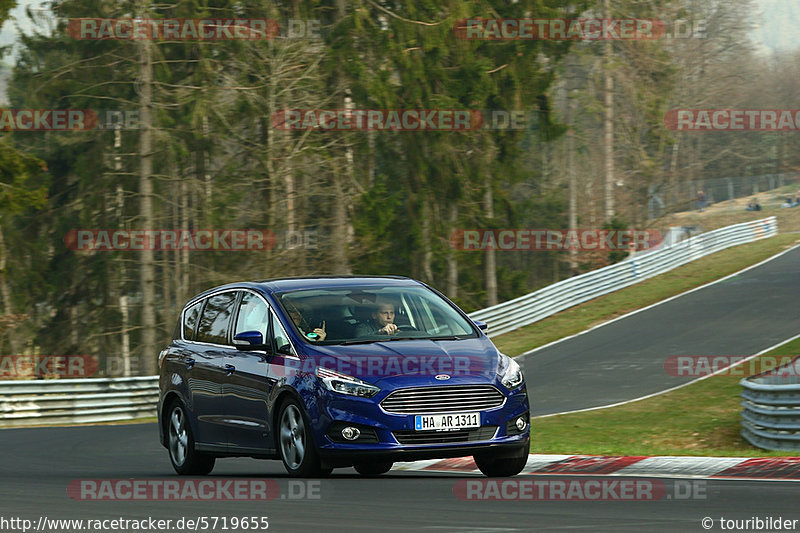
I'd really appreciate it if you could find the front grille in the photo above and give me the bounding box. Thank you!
[380,385,505,414]
[393,426,498,445]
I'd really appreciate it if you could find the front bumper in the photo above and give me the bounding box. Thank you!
[310,381,530,467]
[319,435,529,467]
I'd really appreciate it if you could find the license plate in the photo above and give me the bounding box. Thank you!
[414,412,480,431]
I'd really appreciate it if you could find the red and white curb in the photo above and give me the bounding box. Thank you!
[393,455,800,480]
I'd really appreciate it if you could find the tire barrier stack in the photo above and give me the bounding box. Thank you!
[741,355,800,452]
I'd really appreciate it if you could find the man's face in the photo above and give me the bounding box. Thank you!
[373,303,395,327]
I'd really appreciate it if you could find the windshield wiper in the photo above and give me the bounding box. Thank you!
[338,335,463,345]
[338,338,381,345]
[338,336,418,345]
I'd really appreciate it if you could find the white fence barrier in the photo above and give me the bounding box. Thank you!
[0,217,779,427]
[0,377,158,427]
[469,217,777,337]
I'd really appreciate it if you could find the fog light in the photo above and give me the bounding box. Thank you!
[341,427,361,441]
[515,417,527,431]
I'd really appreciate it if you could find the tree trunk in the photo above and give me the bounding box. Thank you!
[330,177,351,274]
[328,0,352,275]
[137,1,156,375]
[179,177,189,302]
[285,169,296,234]
[603,0,615,222]
[567,97,578,275]
[669,141,680,211]
[115,127,131,376]
[0,225,19,354]
[447,203,458,298]
[421,198,434,283]
[484,175,497,307]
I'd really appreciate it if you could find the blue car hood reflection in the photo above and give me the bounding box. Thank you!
[304,337,500,385]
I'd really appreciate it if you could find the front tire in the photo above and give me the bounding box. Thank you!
[474,445,528,477]
[278,399,330,477]
[167,402,215,475]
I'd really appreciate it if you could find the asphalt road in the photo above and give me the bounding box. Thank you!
[520,244,800,415]
[2,424,798,533]
[3,246,799,532]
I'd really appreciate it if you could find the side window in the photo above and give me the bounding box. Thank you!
[270,310,294,355]
[234,292,269,339]
[183,300,204,341]
[196,292,238,345]
[415,295,436,329]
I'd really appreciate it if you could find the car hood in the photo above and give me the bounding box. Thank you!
[306,337,500,385]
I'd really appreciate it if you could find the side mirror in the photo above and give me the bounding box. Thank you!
[233,330,266,350]
[473,320,488,332]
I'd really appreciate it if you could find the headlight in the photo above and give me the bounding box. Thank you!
[498,354,524,389]
[316,367,380,398]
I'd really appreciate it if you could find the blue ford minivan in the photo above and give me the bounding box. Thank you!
[157,276,530,477]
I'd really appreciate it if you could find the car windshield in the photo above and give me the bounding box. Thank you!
[277,285,478,344]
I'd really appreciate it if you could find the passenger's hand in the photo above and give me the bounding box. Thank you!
[313,321,327,341]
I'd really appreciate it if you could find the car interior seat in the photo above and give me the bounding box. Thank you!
[320,300,359,341]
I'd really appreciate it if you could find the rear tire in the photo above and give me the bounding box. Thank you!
[474,445,528,477]
[354,461,393,476]
[167,402,215,475]
[278,399,329,477]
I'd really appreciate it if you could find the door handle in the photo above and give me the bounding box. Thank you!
[184,358,195,369]
[224,364,236,375]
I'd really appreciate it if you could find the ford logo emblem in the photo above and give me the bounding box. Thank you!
[435,374,450,380]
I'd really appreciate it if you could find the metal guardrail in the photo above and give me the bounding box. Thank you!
[741,356,800,452]
[470,216,778,337]
[0,217,780,427]
[0,377,158,427]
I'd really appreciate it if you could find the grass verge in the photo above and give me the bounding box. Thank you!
[530,339,800,457]
[492,226,800,457]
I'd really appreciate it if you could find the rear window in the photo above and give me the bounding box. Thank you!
[196,292,238,345]
[182,300,204,341]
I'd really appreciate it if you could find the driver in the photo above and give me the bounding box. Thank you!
[355,300,398,337]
